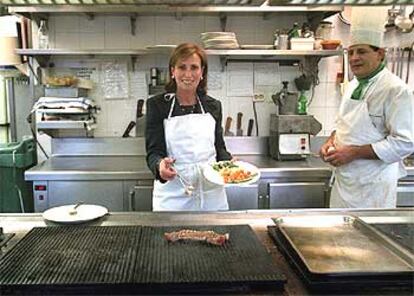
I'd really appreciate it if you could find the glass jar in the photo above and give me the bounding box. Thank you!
[315,21,333,40]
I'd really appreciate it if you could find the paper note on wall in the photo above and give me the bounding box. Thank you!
[101,61,129,100]
[226,62,254,97]
[254,62,280,86]
[130,71,148,100]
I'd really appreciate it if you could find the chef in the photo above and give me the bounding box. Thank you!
[145,43,233,211]
[320,7,414,208]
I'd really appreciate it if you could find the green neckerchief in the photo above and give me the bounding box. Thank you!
[350,62,385,101]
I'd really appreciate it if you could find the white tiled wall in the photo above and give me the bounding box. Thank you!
[35,12,413,138]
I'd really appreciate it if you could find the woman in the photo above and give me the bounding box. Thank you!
[145,43,233,211]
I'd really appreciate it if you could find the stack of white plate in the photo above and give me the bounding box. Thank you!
[201,32,240,49]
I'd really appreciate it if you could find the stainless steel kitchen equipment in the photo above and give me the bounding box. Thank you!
[0,208,413,296]
[272,81,299,115]
[33,96,99,138]
[269,214,414,293]
[25,137,414,212]
[0,224,285,295]
[269,114,322,160]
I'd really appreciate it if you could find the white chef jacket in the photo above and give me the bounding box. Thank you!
[331,67,414,208]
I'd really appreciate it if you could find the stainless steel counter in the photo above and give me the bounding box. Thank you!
[25,154,414,181]
[25,155,333,181]
[0,208,413,295]
[25,136,414,181]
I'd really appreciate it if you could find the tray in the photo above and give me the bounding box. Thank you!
[369,223,414,254]
[272,215,414,275]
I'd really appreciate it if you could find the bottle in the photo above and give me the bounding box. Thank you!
[298,91,307,115]
[38,20,49,49]
[273,29,280,49]
[287,22,300,40]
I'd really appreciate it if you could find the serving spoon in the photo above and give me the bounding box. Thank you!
[69,202,83,215]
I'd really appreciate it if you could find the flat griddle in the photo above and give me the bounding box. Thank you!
[268,215,414,293]
[0,224,285,295]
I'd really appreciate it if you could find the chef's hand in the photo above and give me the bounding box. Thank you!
[159,157,177,181]
[325,144,378,167]
[320,137,335,161]
[324,145,358,167]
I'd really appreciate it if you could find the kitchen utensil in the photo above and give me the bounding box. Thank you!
[224,116,234,136]
[399,47,405,79]
[42,204,108,224]
[396,47,402,78]
[68,201,83,215]
[122,121,136,137]
[135,99,145,137]
[278,34,289,50]
[340,49,349,95]
[236,112,243,136]
[171,163,195,195]
[247,119,254,136]
[406,45,412,84]
[176,173,195,196]
[390,47,396,74]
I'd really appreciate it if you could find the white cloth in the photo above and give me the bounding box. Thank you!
[152,95,228,211]
[350,7,388,48]
[331,68,414,208]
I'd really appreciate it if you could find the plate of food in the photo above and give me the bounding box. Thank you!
[203,160,260,186]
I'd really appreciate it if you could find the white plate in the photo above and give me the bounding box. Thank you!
[203,161,260,186]
[240,45,275,49]
[42,204,109,224]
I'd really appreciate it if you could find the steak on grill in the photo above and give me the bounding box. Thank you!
[164,229,229,246]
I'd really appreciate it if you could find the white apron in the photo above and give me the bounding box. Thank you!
[152,95,228,211]
[330,72,400,208]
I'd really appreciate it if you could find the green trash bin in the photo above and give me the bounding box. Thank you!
[0,137,37,213]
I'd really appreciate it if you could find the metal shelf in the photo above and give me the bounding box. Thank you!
[16,48,342,57]
[8,5,342,15]
[17,48,343,71]
[206,49,343,57]
[7,4,342,33]
[37,120,95,130]
[15,49,147,56]
[36,108,91,115]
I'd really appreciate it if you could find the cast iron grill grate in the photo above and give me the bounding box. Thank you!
[133,225,283,283]
[0,225,284,294]
[0,226,141,285]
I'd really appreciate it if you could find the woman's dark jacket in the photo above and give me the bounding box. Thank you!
[145,92,232,181]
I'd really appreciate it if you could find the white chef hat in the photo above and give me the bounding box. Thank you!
[350,7,388,48]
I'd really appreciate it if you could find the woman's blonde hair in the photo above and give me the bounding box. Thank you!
[165,43,208,96]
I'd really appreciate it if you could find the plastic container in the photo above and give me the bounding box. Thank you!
[0,137,37,213]
[290,38,315,50]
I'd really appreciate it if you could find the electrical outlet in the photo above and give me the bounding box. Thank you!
[253,93,265,102]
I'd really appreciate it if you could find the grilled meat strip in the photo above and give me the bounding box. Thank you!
[164,229,229,246]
